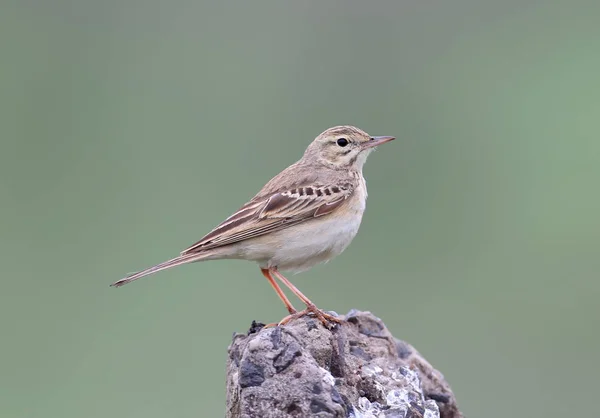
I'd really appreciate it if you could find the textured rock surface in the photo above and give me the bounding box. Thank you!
[226,310,463,418]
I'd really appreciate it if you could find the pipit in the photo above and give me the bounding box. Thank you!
[111,125,394,327]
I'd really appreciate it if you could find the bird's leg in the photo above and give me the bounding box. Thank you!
[261,268,297,315]
[270,268,341,328]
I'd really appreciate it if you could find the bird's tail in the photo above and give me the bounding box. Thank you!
[110,252,212,288]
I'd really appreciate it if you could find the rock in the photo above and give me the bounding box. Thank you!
[226,310,463,418]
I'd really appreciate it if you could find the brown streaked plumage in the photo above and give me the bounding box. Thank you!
[111,125,395,327]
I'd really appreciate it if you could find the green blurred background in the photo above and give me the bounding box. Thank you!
[2,1,599,417]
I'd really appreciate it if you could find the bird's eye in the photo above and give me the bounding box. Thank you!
[336,138,349,147]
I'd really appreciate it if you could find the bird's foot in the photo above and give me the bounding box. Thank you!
[276,309,308,326]
[276,305,341,329]
[308,304,342,329]
[262,305,300,328]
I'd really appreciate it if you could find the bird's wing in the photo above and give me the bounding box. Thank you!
[180,183,354,254]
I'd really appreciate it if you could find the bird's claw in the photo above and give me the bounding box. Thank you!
[275,306,341,329]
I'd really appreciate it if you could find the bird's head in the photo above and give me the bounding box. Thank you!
[303,125,394,170]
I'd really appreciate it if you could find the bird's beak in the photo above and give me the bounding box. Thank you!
[362,136,395,150]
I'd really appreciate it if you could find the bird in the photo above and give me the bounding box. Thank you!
[111,125,395,327]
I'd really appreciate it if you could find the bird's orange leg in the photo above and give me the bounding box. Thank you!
[271,268,341,327]
[261,268,297,315]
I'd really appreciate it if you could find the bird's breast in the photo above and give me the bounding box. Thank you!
[238,209,364,273]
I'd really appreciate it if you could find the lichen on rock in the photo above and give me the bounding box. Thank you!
[226,310,462,418]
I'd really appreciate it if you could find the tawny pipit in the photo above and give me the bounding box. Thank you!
[111,125,394,327]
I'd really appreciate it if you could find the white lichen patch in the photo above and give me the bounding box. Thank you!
[386,389,409,407]
[362,364,383,377]
[350,364,440,418]
[424,400,440,418]
[353,397,384,418]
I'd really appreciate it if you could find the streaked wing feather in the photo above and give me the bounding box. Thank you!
[180,184,353,255]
